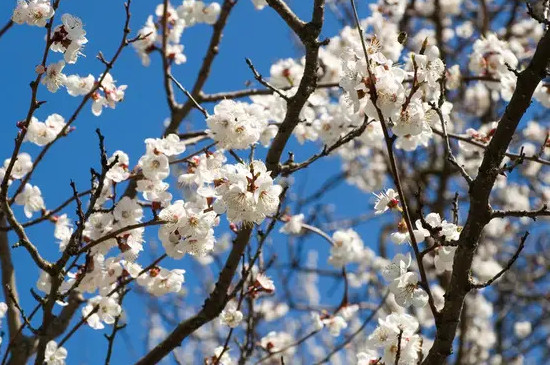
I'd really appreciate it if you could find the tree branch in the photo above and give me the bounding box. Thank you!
[264,0,325,176]
[469,232,528,289]
[198,82,339,102]
[264,0,306,37]
[423,22,550,365]
[0,20,13,41]
[0,216,22,340]
[160,0,177,112]
[491,205,550,220]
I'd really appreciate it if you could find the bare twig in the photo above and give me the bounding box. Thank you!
[169,74,208,118]
[469,232,529,289]
[395,329,403,365]
[314,292,388,364]
[0,20,14,40]
[431,129,550,167]
[491,205,550,220]
[430,104,473,185]
[245,58,289,101]
[198,82,339,102]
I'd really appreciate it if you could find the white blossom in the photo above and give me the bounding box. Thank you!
[214,160,282,224]
[328,229,364,267]
[279,214,304,235]
[65,74,95,96]
[210,346,234,365]
[82,295,122,330]
[106,150,131,183]
[4,153,33,179]
[219,301,243,328]
[389,271,429,308]
[25,114,66,146]
[145,134,186,156]
[14,184,45,218]
[114,197,143,225]
[158,200,217,258]
[514,321,532,339]
[139,152,170,181]
[367,313,422,364]
[91,73,127,116]
[373,189,400,214]
[44,341,67,365]
[12,0,55,27]
[206,100,268,150]
[51,14,88,63]
[259,331,295,358]
[251,0,267,10]
[137,267,185,296]
[42,61,67,93]
[137,179,173,206]
[54,214,73,251]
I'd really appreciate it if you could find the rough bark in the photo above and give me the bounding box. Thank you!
[422,27,550,365]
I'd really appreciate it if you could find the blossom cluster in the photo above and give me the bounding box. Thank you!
[206,100,269,149]
[383,253,428,308]
[50,14,88,64]
[25,114,67,146]
[328,228,364,267]
[158,199,218,259]
[1,153,46,218]
[132,1,221,66]
[468,33,519,101]
[312,304,358,337]
[12,1,128,117]
[212,160,282,224]
[360,313,423,365]
[12,0,54,27]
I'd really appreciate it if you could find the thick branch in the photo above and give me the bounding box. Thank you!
[0,216,22,339]
[264,0,306,37]
[264,0,325,176]
[423,25,550,365]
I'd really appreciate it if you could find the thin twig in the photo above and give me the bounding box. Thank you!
[314,292,388,364]
[169,74,208,117]
[245,58,289,101]
[469,232,529,289]
[0,20,13,40]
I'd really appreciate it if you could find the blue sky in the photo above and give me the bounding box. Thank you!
[0,0,390,363]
